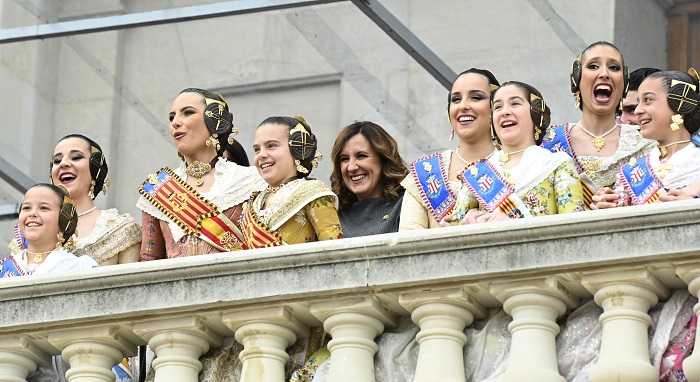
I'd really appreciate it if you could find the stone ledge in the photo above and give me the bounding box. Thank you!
[0,200,697,333]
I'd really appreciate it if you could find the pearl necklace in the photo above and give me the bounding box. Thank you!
[454,148,496,166]
[500,148,527,164]
[660,139,690,158]
[577,121,619,151]
[77,206,97,217]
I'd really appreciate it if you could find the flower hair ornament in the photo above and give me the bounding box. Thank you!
[288,115,322,174]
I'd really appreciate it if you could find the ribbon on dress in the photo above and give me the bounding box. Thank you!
[541,124,597,205]
[240,194,284,249]
[0,256,26,278]
[139,168,247,251]
[618,155,666,205]
[460,160,529,218]
[409,153,456,222]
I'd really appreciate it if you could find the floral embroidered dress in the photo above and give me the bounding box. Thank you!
[241,178,343,247]
[485,146,588,216]
[137,159,266,259]
[8,209,141,265]
[399,150,479,230]
[554,123,656,189]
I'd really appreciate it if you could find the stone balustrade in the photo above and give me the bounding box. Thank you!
[1,200,699,382]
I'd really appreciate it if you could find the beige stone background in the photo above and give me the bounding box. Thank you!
[0,0,670,246]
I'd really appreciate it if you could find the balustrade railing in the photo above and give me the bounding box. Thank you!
[1,200,699,382]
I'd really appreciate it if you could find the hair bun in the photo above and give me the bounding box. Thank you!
[668,78,699,115]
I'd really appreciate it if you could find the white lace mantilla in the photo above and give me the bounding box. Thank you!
[252,178,336,231]
[73,209,141,264]
[136,159,267,242]
[648,144,700,189]
[489,146,570,193]
[573,123,657,188]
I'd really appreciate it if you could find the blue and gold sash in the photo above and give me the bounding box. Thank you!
[619,155,665,205]
[139,168,247,251]
[461,160,530,218]
[0,256,25,278]
[409,153,456,221]
[542,124,597,205]
[542,124,581,171]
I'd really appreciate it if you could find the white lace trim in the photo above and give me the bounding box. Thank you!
[649,144,700,189]
[136,159,267,242]
[489,146,569,193]
[575,123,657,187]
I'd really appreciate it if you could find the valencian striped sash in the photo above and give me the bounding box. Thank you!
[542,124,597,206]
[410,153,456,221]
[139,168,247,251]
[460,160,530,218]
[240,193,283,249]
[619,155,665,205]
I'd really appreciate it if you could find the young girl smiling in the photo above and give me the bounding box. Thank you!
[2,184,97,276]
[241,115,343,248]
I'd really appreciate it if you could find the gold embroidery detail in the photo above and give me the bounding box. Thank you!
[169,191,189,213]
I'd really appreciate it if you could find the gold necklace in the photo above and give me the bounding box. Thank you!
[660,139,690,158]
[577,121,619,151]
[185,160,212,186]
[27,250,51,263]
[501,148,527,163]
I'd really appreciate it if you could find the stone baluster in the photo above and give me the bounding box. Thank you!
[134,316,222,382]
[310,296,396,382]
[49,325,140,382]
[675,262,700,380]
[581,268,668,382]
[223,306,308,382]
[490,277,578,382]
[399,288,486,382]
[0,336,50,382]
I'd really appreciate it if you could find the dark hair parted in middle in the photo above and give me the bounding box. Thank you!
[179,88,235,156]
[447,68,501,116]
[258,116,319,178]
[491,81,551,146]
[52,134,109,200]
[331,121,409,209]
[29,183,78,246]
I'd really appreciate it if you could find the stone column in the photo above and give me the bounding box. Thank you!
[223,306,308,382]
[134,316,222,382]
[582,268,668,382]
[399,288,486,382]
[0,336,50,382]
[676,262,700,380]
[310,296,396,382]
[490,277,578,382]
[49,325,140,382]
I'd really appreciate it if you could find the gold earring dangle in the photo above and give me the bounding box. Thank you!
[573,91,581,109]
[671,114,684,131]
[205,134,221,151]
[449,129,455,141]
